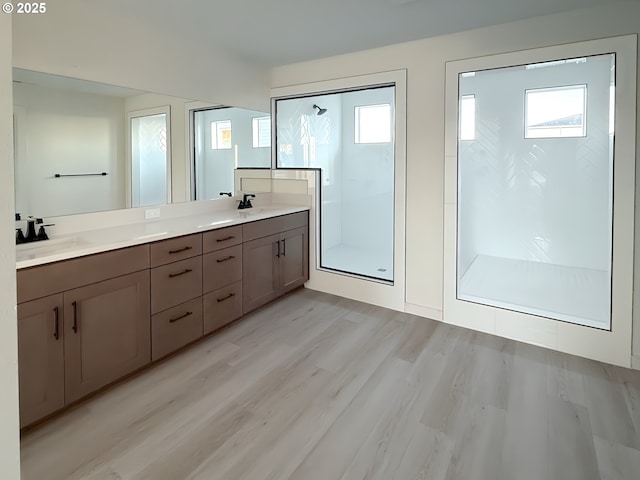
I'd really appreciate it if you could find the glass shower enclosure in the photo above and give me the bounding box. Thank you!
[456,53,615,330]
[275,86,395,282]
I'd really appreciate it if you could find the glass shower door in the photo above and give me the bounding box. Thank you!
[276,86,395,282]
[457,54,615,329]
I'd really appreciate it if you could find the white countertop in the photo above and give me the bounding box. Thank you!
[16,204,309,270]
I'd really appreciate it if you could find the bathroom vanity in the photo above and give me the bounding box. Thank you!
[16,206,309,428]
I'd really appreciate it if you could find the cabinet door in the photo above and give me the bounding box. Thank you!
[64,270,151,403]
[279,227,308,294]
[17,294,65,428]
[242,233,280,313]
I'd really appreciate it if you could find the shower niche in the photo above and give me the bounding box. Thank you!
[445,34,636,366]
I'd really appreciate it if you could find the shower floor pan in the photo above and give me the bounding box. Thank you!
[458,255,611,330]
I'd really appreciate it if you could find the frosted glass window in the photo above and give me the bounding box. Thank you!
[525,85,586,138]
[457,53,615,330]
[355,104,391,143]
[459,95,476,141]
[130,111,169,208]
[211,120,232,149]
[252,116,271,148]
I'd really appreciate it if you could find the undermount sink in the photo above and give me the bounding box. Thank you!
[16,236,91,255]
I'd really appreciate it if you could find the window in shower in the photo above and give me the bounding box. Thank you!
[192,107,271,200]
[275,85,395,282]
[456,53,615,329]
[525,85,586,138]
[210,120,232,149]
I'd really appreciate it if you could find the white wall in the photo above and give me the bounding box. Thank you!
[0,13,22,480]
[11,0,269,111]
[271,1,640,357]
[13,83,126,217]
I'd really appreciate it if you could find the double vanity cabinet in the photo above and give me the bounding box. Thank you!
[16,210,308,428]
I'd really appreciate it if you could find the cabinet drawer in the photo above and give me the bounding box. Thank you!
[152,298,203,361]
[203,225,243,253]
[203,245,242,294]
[203,281,242,335]
[243,211,308,242]
[150,233,202,267]
[151,256,202,314]
[17,245,150,304]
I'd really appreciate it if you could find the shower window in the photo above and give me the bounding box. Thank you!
[211,120,232,149]
[355,104,392,143]
[456,53,615,329]
[525,85,587,138]
[275,85,395,282]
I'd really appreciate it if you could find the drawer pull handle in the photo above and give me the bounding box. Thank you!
[169,269,193,278]
[72,301,78,333]
[169,246,192,254]
[216,255,236,263]
[53,306,60,340]
[216,235,235,243]
[217,293,235,303]
[169,311,193,323]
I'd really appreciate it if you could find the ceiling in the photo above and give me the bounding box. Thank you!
[97,0,626,67]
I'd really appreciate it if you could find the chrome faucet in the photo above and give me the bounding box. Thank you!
[237,193,256,209]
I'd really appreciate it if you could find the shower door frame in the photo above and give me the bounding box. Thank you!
[271,70,407,312]
[443,35,637,367]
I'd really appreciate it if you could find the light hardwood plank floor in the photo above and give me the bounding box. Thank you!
[20,288,640,480]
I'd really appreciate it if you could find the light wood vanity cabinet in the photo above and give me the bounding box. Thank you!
[17,245,151,427]
[17,210,308,428]
[150,233,204,361]
[243,212,309,313]
[64,271,150,403]
[17,294,65,428]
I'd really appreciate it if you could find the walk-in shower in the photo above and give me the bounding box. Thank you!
[456,53,615,330]
[275,86,395,282]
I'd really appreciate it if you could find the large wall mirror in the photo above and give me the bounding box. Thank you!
[12,68,272,218]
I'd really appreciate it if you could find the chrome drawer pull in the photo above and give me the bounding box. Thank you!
[216,235,235,243]
[169,246,192,254]
[169,269,193,278]
[169,311,193,323]
[216,255,236,263]
[217,293,235,303]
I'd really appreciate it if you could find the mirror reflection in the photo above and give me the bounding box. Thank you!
[12,69,271,218]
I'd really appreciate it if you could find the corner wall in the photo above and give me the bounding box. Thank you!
[271,1,640,361]
[0,12,22,480]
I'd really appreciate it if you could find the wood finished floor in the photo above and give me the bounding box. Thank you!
[21,288,640,480]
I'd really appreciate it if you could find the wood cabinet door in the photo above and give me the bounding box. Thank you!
[17,294,65,428]
[64,270,151,403]
[279,227,308,294]
[242,233,280,313]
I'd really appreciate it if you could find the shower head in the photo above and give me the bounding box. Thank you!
[313,104,328,116]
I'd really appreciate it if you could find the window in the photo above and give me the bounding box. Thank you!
[355,104,391,143]
[459,94,476,141]
[210,120,232,149]
[252,116,271,148]
[525,85,587,138]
